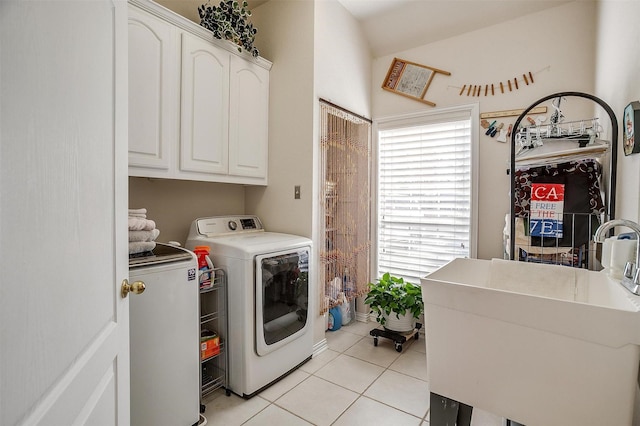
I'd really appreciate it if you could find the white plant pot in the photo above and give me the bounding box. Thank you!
[382,310,416,333]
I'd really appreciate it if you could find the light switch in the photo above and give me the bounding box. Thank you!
[294,185,301,199]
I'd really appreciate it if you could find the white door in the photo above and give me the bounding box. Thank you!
[0,1,130,425]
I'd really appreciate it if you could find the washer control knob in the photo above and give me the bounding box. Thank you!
[228,220,237,231]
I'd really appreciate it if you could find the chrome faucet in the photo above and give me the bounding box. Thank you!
[594,219,640,295]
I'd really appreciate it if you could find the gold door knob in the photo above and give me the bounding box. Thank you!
[121,279,146,298]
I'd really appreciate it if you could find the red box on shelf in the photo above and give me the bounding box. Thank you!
[200,332,220,359]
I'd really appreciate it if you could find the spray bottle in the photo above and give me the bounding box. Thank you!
[193,246,213,289]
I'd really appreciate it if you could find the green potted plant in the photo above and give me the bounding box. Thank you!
[364,272,424,333]
[198,0,259,57]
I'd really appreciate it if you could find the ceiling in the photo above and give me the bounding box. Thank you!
[163,0,572,58]
[335,0,572,57]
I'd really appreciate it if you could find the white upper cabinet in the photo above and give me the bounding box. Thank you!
[127,0,271,185]
[128,5,178,171]
[180,32,230,175]
[229,55,269,178]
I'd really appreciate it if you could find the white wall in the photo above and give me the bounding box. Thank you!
[247,0,319,344]
[372,1,597,260]
[593,4,640,421]
[313,0,372,343]
[314,1,371,118]
[129,177,245,244]
[594,1,640,224]
[250,0,372,345]
[245,0,315,238]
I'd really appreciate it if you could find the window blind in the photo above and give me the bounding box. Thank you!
[378,116,472,284]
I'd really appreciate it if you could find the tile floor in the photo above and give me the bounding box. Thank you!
[202,320,505,426]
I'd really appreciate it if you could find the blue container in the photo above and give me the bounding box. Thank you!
[328,307,342,331]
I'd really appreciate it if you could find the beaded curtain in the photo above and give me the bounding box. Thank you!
[319,101,372,315]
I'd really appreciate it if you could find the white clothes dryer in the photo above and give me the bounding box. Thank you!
[186,215,313,398]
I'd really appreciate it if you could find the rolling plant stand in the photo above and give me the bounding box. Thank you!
[370,323,422,352]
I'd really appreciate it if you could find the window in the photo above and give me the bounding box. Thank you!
[375,106,478,284]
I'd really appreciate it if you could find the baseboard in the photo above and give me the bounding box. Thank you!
[312,338,328,358]
[355,310,371,323]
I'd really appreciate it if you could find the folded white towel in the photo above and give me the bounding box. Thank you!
[128,217,156,231]
[129,229,160,242]
[129,241,156,255]
[128,208,147,219]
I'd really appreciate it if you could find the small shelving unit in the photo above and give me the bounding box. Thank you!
[200,267,229,409]
[507,91,618,269]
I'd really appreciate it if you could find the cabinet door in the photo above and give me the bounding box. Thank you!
[128,6,178,171]
[228,55,269,179]
[180,32,229,175]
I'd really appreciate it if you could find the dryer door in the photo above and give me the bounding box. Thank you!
[255,247,310,356]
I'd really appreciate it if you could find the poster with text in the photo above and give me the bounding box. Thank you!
[530,183,565,239]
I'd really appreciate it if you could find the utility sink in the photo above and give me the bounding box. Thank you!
[421,258,640,426]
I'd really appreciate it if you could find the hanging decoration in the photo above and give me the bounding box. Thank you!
[623,101,640,155]
[319,100,372,316]
[449,66,550,98]
[480,106,548,119]
[382,57,451,106]
[460,72,532,97]
[480,106,548,143]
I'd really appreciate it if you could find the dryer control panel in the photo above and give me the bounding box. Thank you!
[193,215,265,237]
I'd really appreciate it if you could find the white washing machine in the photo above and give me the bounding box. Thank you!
[186,215,313,398]
[128,243,200,426]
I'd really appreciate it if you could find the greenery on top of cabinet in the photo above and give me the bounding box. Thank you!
[198,0,259,57]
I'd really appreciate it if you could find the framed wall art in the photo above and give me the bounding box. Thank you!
[382,57,450,106]
[623,101,640,156]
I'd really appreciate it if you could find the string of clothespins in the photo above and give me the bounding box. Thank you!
[449,66,550,97]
